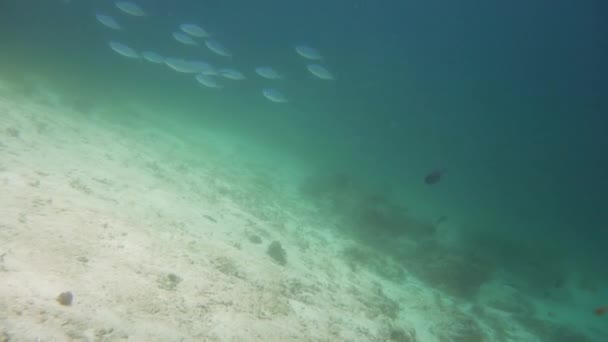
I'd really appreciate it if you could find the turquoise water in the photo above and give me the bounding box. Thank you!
[2,0,607,340]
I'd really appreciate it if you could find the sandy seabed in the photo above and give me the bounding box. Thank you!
[0,81,595,341]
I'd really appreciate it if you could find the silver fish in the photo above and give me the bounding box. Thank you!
[95,14,121,30]
[262,88,288,103]
[115,1,145,16]
[141,51,164,63]
[164,58,200,73]
[173,32,198,45]
[294,45,322,60]
[190,60,216,75]
[205,39,232,58]
[306,64,334,80]
[218,68,245,80]
[180,23,210,38]
[255,66,282,80]
[109,41,139,58]
[195,74,222,89]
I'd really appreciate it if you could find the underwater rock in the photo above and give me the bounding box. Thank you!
[267,241,287,266]
[157,273,182,291]
[56,291,73,306]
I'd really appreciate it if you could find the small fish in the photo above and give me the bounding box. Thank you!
[255,66,282,80]
[424,169,445,185]
[218,68,245,80]
[180,23,210,38]
[95,14,121,30]
[262,88,288,103]
[190,60,216,75]
[195,74,222,89]
[173,32,198,45]
[141,51,164,64]
[306,64,334,80]
[164,58,199,73]
[115,1,145,16]
[594,306,608,316]
[108,41,139,59]
[205,39,232,58]
[294,45,322,60]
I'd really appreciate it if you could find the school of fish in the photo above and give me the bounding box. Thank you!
[93,1,336,104]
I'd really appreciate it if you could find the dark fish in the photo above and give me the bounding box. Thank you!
[424,169,445,185]
[594,306,608,316]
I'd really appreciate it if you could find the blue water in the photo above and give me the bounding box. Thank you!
[2,0,607,339]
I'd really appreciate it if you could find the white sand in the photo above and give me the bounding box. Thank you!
[0,81,601,341]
